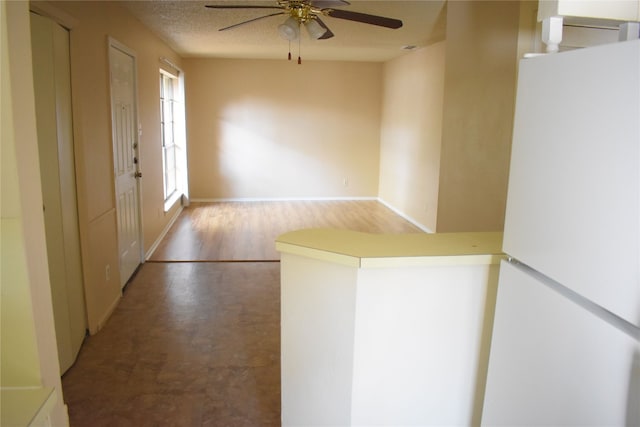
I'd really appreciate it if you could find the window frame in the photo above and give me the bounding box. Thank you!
[159,69,182,211]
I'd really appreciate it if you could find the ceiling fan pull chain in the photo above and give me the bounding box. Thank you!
[288,40,292,60]
[298,35,302,64]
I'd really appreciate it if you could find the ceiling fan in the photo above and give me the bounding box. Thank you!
[205,1,403,62]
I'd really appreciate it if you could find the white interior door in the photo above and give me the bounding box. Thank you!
[30,12,87,374]
[109,40,142,288]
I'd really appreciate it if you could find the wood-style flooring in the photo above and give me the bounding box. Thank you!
[62,201,423,426]
[150,200,423,261]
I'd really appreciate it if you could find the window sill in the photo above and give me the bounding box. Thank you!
[164,192,182,213]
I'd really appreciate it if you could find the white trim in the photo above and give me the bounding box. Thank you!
[377,198,434,233]
[159,67,178,79]
[108,36,137,60]
[145,204,184,260]
[163,191,182,213]
[190,196,379,203]
[91,292,121,335]
[158,62,189,211]
[159,56,182,75]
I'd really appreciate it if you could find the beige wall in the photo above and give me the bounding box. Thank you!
[436,1,520,232]
[34,1,183,332]
[378,42,446,232]
[184,58,383,200]
[13,0,525,342]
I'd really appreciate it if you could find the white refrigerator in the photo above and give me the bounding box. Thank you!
[482,40,640,425]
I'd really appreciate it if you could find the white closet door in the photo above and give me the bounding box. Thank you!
[31,12,87,374]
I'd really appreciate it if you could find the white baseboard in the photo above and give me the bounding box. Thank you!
[145,204,184,260]
[90,293,121,335]
[377,198,434,233]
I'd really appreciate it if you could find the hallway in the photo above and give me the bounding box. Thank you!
[61,201,422,425]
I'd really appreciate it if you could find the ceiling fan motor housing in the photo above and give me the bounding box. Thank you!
[278,0,329,41]
[282,0,318,24]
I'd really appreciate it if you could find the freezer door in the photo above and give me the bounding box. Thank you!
[482,261,640,426]
[503,40,640,327]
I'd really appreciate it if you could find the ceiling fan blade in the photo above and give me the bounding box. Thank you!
[323,9,403,29]
[218,12,286,31]
[205,5,284,10]
[315,17,334,39]
[311,0,350,7]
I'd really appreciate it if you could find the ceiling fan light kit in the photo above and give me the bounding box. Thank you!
[278,16,300,40]
[304,19,327,40]
[205,0,403,63]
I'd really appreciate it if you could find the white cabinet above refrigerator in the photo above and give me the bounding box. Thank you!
[538,0,640,25]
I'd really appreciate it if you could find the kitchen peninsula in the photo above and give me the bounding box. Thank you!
[276,229,504,426]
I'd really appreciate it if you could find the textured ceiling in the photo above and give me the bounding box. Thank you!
[122,1,447,62]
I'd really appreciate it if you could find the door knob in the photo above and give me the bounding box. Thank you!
[134,172,142,178]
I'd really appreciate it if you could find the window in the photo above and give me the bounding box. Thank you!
[160,71,180,205]
[159,61,188,212]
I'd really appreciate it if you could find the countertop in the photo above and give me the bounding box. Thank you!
[276,229,505,268]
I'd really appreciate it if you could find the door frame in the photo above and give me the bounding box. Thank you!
[107,36,144,288]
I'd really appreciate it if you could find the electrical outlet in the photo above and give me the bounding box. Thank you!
[105,264,111,281]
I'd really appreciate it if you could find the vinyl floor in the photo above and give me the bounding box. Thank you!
[61,201,422,426]
[62,262,280,426]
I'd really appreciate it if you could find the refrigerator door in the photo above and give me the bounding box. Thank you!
[482,261,640,426]
[503,40,640,326]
